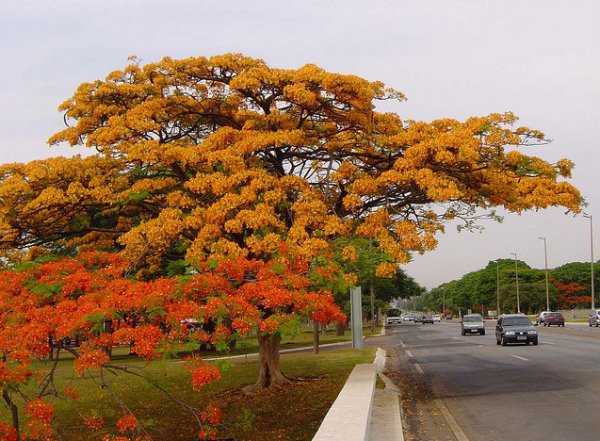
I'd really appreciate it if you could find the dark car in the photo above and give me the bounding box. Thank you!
[496,314,538,346]
[542,312,565,327]
[461,314,485,335]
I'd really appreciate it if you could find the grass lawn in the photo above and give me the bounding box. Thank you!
[2,347,375,441]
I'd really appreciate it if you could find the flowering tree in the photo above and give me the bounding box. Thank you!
[0,251,343,439]
[0,53,582,398]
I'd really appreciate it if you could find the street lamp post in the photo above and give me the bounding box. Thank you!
[496,260,501,316]
[538,237,550,311]
[442,290,446,314]
[584,214,595,311]
[510,252,521,313]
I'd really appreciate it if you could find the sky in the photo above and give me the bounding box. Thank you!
[1,0,599,289]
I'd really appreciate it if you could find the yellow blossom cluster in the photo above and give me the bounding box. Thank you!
[0,53,582,277]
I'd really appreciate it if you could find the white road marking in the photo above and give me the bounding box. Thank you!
[434,399,471,441]
[544,340,556,345]
[414,362,424,375]
[511,355,529,361]
[405,350,414,358]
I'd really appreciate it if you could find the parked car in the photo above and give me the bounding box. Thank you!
[496,314,538,346]
[403,313,415,322]
[385,309,402,326]
[535,311,553,326]
[413,312,425,323]
[444,313,453,320]
[589,310,600,327]
[432,314,442,322]
[421,313,434,324]
[541,312,565,327]
[461,314,485,335]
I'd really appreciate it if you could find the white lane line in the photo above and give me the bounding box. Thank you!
[511,355,529,361]
[544,340,556,345]
[405,350,414,358]
[414,362,424,375]
[434,399,471,441]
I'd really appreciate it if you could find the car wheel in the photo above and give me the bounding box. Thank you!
[596,323,599,328]
[533,338,539,346]
[526,341,530,345]
[481,330,485,336]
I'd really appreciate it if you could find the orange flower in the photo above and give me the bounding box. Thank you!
[0,422,17,441]
[83,415,104,431]
[116,414,137,433]
[74,350,110,376]
[190,364,221,391]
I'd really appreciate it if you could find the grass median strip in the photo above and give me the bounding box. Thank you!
[1,347,376,441]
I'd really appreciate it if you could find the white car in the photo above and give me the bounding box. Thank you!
[536,311,553,326]
[432,314,441,322]
[386,316,402,326]
[385,309,403,326]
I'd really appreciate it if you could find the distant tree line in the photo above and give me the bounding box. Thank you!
[419,259,599,314]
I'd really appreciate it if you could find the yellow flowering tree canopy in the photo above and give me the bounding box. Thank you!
[0,54,581,275]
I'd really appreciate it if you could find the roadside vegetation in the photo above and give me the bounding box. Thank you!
[0,348,375,441]
[421,259,599,314]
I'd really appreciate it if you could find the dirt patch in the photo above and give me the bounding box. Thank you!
[383,346,456,441]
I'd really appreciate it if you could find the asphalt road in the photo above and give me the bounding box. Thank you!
[383,321,600,441]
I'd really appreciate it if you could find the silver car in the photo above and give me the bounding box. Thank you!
[461,314,485,336]
[589,310,600,327]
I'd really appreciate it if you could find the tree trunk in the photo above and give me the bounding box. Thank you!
[336,322,346,336]
[252,334,290,389]
[313,321,320,354]
[2,388,20,441]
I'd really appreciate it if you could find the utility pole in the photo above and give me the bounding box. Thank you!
[510,252,520,313]
[442,290,446,314]
[538,237,550,311]
[584,214,595,311]
[496,260,500,316]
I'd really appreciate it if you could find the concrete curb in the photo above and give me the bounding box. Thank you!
[312,363,376,441]
[312,346,402,441]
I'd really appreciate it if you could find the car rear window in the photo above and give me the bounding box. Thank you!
[548,313,562,318]
[463,315,482,322]
[503,316,531,326]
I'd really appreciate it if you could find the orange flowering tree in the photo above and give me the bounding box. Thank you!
[0,53,582,398]
[0,251,343,440]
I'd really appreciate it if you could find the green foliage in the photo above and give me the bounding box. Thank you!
[25,280,63,301]
[423,258,600,314]
[127,190,151,203]
[278,317,302,338]
[328,237,424,316]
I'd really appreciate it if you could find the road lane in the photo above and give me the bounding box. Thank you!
[384,321,600,441]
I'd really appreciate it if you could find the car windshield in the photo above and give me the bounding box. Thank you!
[463,315,482,322]
[387,309,401,317]
[502,316,531,326]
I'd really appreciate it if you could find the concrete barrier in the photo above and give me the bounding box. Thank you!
[312,363,376,441]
